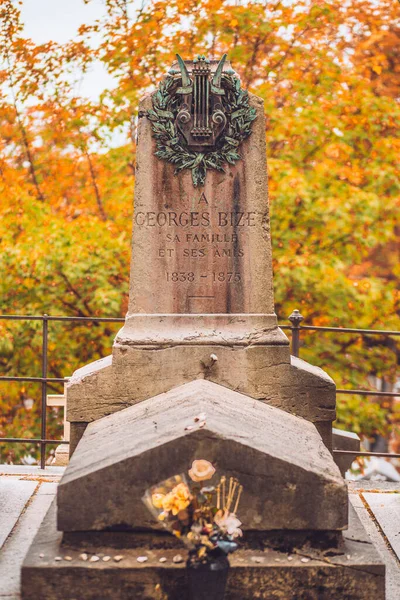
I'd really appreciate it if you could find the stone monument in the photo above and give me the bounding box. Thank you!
[21,55,385,599]
[66,55,335,453]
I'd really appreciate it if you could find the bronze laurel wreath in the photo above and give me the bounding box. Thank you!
[147,71,256,187]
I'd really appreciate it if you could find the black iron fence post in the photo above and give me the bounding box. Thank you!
[40,314,48,469]
[288,309,304,358]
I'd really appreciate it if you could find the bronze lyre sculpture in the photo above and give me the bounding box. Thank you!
[147,54,256,186]
[175,54,227,152]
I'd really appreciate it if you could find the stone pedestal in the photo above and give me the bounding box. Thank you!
[67,345,336,454]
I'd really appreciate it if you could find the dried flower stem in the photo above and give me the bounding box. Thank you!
[227,479,238,512]
[221,476,226,510]
[228,477,233,509]
[233,485,243,514]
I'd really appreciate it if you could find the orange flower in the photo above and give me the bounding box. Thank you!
[152,493,165,509]
[162,483,191,515]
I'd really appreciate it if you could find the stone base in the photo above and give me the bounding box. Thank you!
[66,341,336,451]
[51,444,69,467]
[21,500,385,600]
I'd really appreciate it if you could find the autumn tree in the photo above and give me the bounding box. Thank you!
[0,0,399,462]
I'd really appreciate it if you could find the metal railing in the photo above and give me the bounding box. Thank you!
[0,314,124,468]
[0,310,399,468]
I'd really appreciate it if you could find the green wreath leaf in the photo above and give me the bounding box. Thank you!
[148,70,255,187]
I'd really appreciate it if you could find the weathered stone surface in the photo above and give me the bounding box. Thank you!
[66,346,336,451]
[350,491,400,600]
[0,478,37,549]
[69,421,88,457]
[59,380,346,533]
[21,500,385,600]
[363,493,400,560]
[52,443,70,467]
[122,91,275,319]
[0,482,57,598]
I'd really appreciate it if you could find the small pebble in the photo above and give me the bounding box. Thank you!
[159,557,167,563]
[301,557,310,563]
[137,556,148,563]
[274,558,281,562]
[287,556,293,561]
[199,421,206,428]
[114,555,124,562]
[250,556,264,563]
[54,556,62,562]
[39,553,44,558]
[79,553,88,561]
[172,554,183,564]
[346,554,351,560]
[64,556,73,561]
[184,425,194,431]
[103,556,111,562]
[89,555,100,562]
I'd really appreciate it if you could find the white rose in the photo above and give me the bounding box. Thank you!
[188,459,216,482]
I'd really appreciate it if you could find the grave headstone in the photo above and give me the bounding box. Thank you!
[21,55,385,600]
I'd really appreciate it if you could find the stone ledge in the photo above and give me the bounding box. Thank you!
[21,500,385,600]
[115,314,288,346]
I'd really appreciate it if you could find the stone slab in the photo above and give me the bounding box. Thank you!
[0,482,57,598]
[117,314,288,346]
[59,380,346,532]
[21,499,385,600]
[350,492,400,600]
[333,428,360,448]
[0,466,65,478]
[349,481,400,492]
[363,493,400,559]
[0,479,37,549]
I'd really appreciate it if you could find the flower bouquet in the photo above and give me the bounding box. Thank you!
[142,459,243,600]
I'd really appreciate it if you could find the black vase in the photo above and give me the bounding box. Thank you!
[186,554,230,600]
